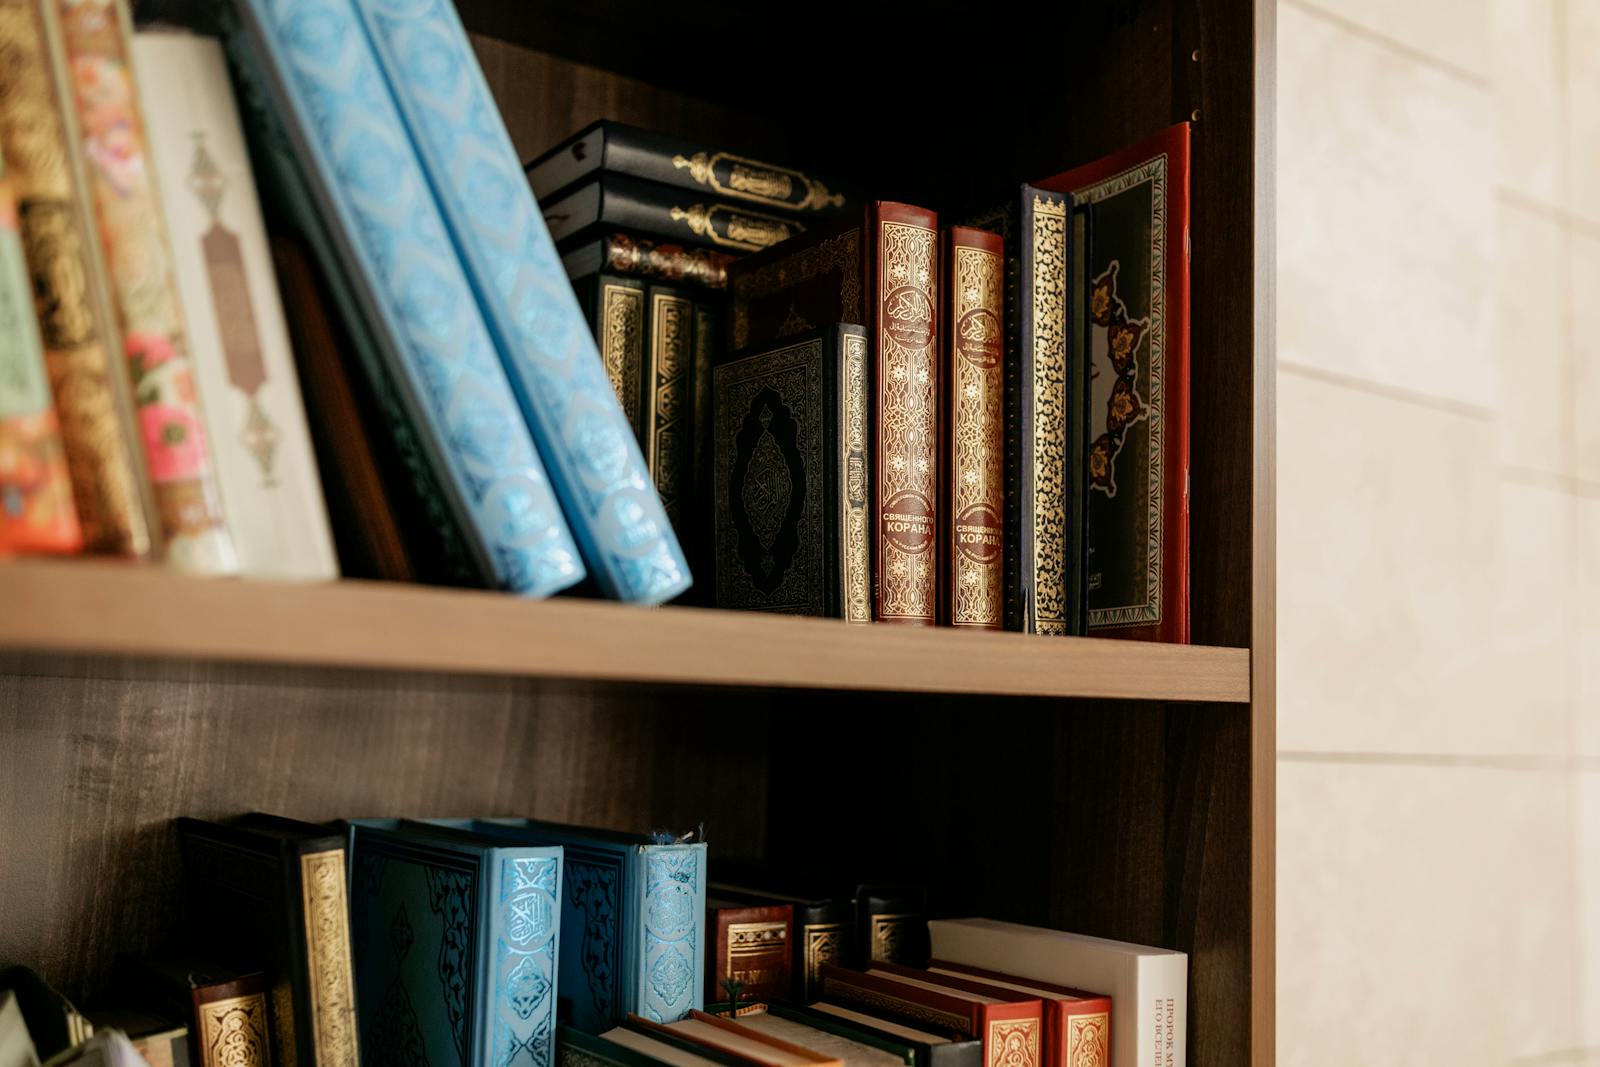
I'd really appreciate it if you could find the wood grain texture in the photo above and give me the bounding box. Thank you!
[0,559,1249,702]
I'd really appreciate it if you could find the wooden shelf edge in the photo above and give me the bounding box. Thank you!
[0,559,1249,702]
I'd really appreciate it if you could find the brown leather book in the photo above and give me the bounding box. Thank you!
[121,958,272,1067]
[940,227,1004,629]
[708,900,795,1003]
[728,202,940,625]
[268,235,413,583]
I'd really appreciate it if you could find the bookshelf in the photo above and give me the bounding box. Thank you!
[0,2,1275,1066]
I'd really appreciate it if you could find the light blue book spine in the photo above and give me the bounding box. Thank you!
[485,850,564,1067]
[631,843,706,1023]
[232,0,583,596]
[350,0,692,604]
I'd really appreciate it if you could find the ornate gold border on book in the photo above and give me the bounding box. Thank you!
[950,242,1004,628]
[600,283,644,435]
[821,978,967,1033]
[986,1017,1041,1067]
[729,228,862,350]
[1077,156,1167,629]
[1065,1011,1108,1067]
[197,991,273,1067]
[648,292,693,529]
[842,330,870,624]
[801,923,848,1001]
[1027,196,1069,636]
[300,850,359,1067]
[671,150,844,213]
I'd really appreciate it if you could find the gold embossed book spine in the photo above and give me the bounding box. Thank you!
[0,0,151,557]
[871,202,939,625]
[645,283,695,536]
[939,226,1004,629]
[50,0,237,574]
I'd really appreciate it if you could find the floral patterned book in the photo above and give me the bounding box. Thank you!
[131,31,338,581]
[51,0,237,574]
[0,147,81,555]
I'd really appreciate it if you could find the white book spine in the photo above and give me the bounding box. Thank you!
[928,918,1187,1067]
[131,31,339,581]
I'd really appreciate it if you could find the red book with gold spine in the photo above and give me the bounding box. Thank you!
[52,0,237,574]
[728,201,940,625]
[818,963,1042,1067]
[708,900,795,1004]
[940,226,1004,628]
[922,962,1111,1067]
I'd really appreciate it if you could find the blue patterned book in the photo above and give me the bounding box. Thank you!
[348,0,692,605]
[423,820,706,1032]
[347,821,563,1067]
[224,0,583,596]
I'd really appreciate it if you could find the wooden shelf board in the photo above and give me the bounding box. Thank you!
[0,559,1247,701]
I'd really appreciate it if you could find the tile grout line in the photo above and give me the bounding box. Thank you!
[1279,360,1495,420]
[1279,750,1600,772]
[1281,0,1492,88]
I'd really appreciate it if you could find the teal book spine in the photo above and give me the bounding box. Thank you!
[350,0,692,604]
[223,0,582,596]
[347,821,562,1067]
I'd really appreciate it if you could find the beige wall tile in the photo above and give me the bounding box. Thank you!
[1579,498,1600,756]
[1497,480,1579,746]
[1571,0,1600,225]
[1277,372,1519,753]
[1575,231,1600,483]
[1278,760,1577,1064]
[1279,5,1495,408]
[1494,202,1570,473]
[1491,0,1567,206]
[1291,0,1490,78]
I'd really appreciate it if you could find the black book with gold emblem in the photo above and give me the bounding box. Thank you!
[713,324,871,620]
[542,173,805,254]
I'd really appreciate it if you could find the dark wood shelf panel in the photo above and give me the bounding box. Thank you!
[0,559,1247,701]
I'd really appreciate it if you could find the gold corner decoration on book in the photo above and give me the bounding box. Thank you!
[299,850,359,1067]
[1065,1012,1108,1067]
[197,990,273,1067]
[986,1017,1041,1067]
[0,0,152,557]
[801,923,848,1001]
[670,150,844,213]
[841,329,871,624]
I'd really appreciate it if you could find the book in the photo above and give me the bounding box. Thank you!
[789,1003,977,1067]
[130,30,338,582]
[0,0,151,558]
[592,1022,768,1067]
[544,175,803,254]
[563,232,737,291]
[40,1030,146,1067]
[573,273,647,437]
[965,187,1083,636]
[52,0,237,575]
[644,282,695,535]
[688,297,719,602]
[223,0,583,597]
[711,325,870,621]
[706,877,853,1003]
[708,1004,914,1067]
[814,967,1041,1067]
[121,959,270,1067]
[175,816,359,1067]
[923,965,1108,1067]
[0,967,90,1062]
[268,234,415,582]
[352,0,690,604]
[1034,125,1190,643]
[939,227,1004,629]
[727,203,940,625]
[80,1008,188,1067]
[0,991,38,1067]
[927,917,1186,1067]
[706,900,793,1004]
[854,888,927,968]
[528,122,845,216]
[626,1013,840,1067]
[424,819,706,1032]
[0,146,80,555]
[345,820,563,1067]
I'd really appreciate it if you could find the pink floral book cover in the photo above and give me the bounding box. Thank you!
[55,0,236,573]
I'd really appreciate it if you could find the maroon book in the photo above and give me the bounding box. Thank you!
[728,202,940,625]
[708,900,795,1003]
[1033,124,1190,643]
